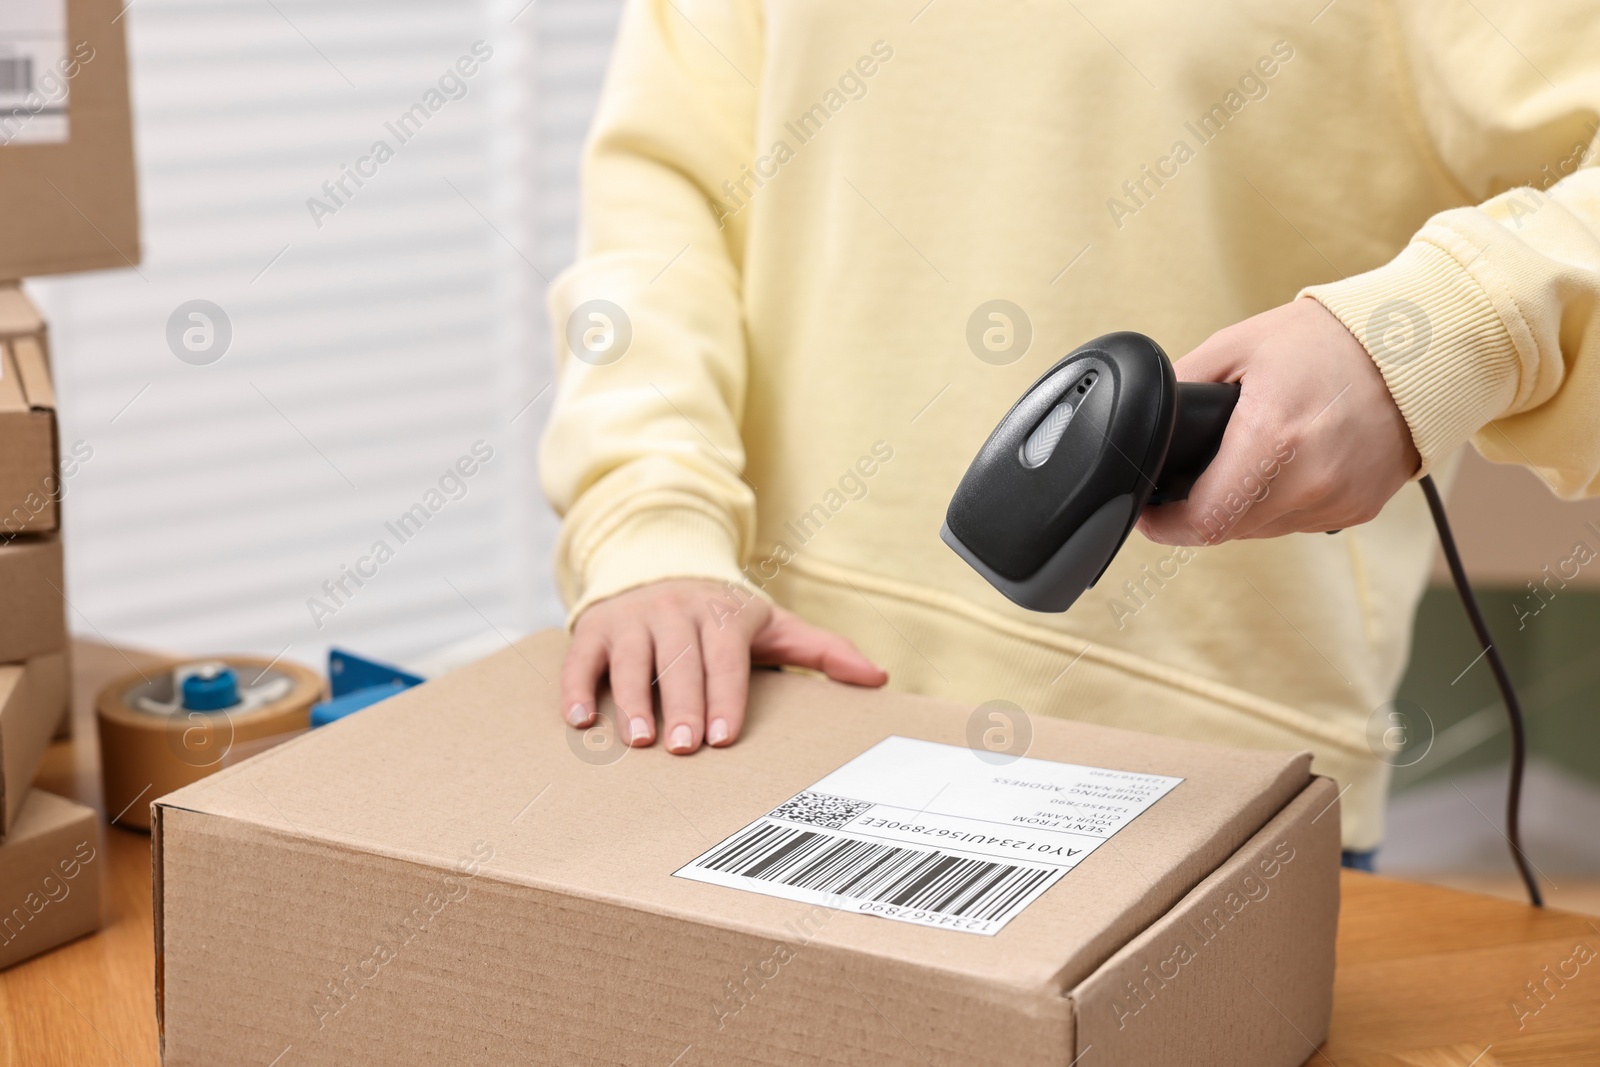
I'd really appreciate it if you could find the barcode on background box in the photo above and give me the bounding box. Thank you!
[0,0,71,146]
[0,58,33,93]
[676,736,1183,935]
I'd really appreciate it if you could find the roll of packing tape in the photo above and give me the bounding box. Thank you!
[97,656,324,831]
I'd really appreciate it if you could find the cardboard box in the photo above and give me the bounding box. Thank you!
[0,787,101,970]
[154,631,1339,1066]
[1,650,69,836]
[0,282,47,339]
[0,291,60,535]
[0,0,140,280]
[0,534,67,663]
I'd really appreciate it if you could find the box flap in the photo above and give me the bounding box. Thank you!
[11,336,55,410]
[0,663,26,834]
[1069,777,1341,1065]
[0,344,26,414]
[0,653,70,835]
[156,630,1311,995]
[0,337,61,535]
[0,788,102,970]
[0,285,45,338]
[151,799,166,1051]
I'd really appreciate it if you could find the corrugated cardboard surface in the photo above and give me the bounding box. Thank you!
[158,807,1080,1065]
[0,535,67,663]
[0,788,101,970]
[0,323,60,535]
[0,0,139,280]
[1,651,70,837]
[155,630,1328,1065]
[1072,777,1340,1066]
[0,285,46,338]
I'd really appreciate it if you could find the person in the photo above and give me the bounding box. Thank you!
[538,0,1600,860]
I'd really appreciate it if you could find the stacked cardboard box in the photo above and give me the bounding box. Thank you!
[0,282,71,802]
[0,282,93,970]
[0,0,139,970]
[0,281,97,969]
[0,788,100,970]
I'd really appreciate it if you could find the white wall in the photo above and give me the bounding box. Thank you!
[27,0,624,668]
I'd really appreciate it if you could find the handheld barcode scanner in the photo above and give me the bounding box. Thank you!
[941,329,1546,908]
[940,331,1238,612]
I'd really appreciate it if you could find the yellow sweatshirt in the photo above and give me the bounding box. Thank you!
[540,0,1600,849]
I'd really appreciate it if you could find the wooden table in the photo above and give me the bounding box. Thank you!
[3,644,1596,1066]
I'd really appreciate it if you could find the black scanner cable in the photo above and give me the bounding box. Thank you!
[1419,473,1543,907]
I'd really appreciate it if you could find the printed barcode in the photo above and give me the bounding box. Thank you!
[0,58,33,94]
[695,822,1053,922]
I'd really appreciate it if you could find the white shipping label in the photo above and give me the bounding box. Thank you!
[676,736,1183,936]
[0,0,70,146]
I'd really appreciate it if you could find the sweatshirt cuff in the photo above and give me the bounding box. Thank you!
[1300,239,1523,474]
[564,506,759,624]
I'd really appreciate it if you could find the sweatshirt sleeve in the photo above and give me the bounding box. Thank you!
[1301,1,1600,497]
[539,0,764,619]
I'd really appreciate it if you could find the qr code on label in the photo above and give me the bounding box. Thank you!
[768,791,872,830]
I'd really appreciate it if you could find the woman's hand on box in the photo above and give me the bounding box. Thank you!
[561,579,888,754]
